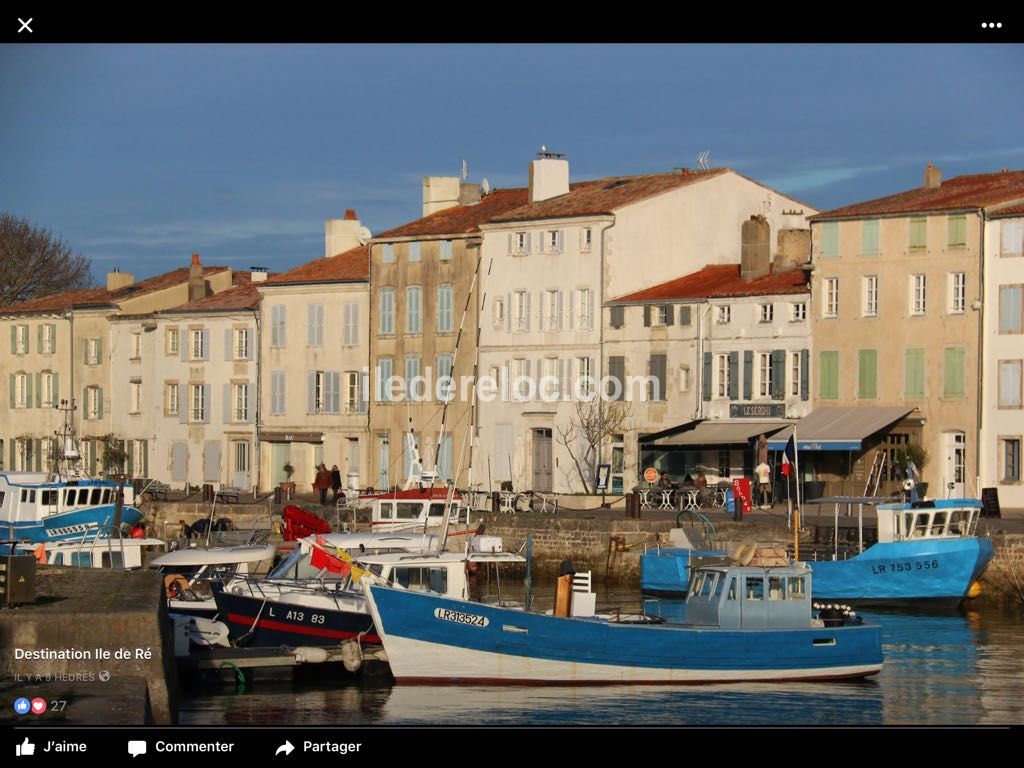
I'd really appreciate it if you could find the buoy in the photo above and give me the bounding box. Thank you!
[340,640,363,673]
[294,646,329,664]
[966,580,982,599]
[729,538,758,567]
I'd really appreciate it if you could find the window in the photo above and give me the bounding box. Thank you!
[649,354,667,401]
[408,242,421,262]
[130,380,142,413]
[166,328,179,355]
[546,230,563,253]
[513,232,528,255]
[337,302,356,347]
[13,324,28,354]
[270,305,286,348]
[189,383,206,422]
[905,349,925,399]
[86,338,102,365]
[345,371,362,413]
[717,305,731,325]
[717,354,730,398]
[406,286,422,335]
[790,352,801,397]
[999,285,1023,333]
[949,273,966,314]
[307,303,324,347]
[759,304,773,323]
[944,347,966,398]
[947,214,966,248]
[86,385,102,419]
[233,328,249,359]
[493,297,504,327]
[679,364,691,393]
[40,371,55,407]
[609,305,624,329]
[543,358,559,401]
[820,222,838,257]
[862,275,878,317]
[234,441,249,474]
[166,383,179,416]
[311,370,326,413]
[910,274,927,315]
[512,290,528,331]
[131,332,142,359]
[377,358,393,402]
[382,243,394,263]
[578,357,593,396]
[545,290,561,331]
[379,288,395,335]
[1002,220,1023,256]
[861,219,880,254]
[858,349,878,399]
[436,354,454,402]
[655,305,670,325]
[13,372,28,408]
[439,240,453,261]
[819,351,839,400]
[576,288,593,330]
[607,356,624,401]
[437,285,453,332]
[41,324,56,354]
[348,437,359,472]
[758,352,772,398]
[513,358,529,400]
[718,450,731,480]
[270,371,286,415]
[790,302,807,322]
[909,216,927,250]
[999,361,1022,408]
[190,329,206,360]
[233,383,249,421]
[581,227,592,252]
[1003,439,1021,482]
[823,278,839,318]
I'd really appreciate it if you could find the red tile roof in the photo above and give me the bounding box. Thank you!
[166,280,262,312]
[991,203,1024,218]
[264,245,369,286]
[489,169,729,223]
[375,188,529,239]
[0,266,231,315]
[812,170,1024,220]
[609,264,809,304]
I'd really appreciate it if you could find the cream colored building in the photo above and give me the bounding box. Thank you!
[809,166,1024,498]
[981,206,1024,507]
[476,150,814,494]
[1,257,235,474]
[257,215,370,495]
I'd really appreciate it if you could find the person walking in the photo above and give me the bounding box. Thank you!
[314,464,332,507]
[330,464,342,503]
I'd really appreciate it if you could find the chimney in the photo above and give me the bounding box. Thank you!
[422,176,461,216]
[250,266,269,283]
[924,163,942,189]
[458,181,482,205]
[741,215,771,281]
[188,253,206,302]
[325,211,365,258]
[106,267,134,292]
[775,229,811,270]
[528,147,569,204]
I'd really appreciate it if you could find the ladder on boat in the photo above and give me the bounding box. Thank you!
[863,451,884,496]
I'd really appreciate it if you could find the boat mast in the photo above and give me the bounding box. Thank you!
[49,398,83,482]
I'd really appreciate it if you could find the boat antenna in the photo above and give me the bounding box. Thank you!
[49,398,83,482]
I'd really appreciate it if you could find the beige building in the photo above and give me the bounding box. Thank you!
[367,179,528,490]
[257,214,370,494]
[1,257,235,474]
[809,166,1024,498]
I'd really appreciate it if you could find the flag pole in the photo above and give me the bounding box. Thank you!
[793,426,801,561]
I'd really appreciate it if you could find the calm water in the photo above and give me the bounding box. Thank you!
[179,587,1024,727]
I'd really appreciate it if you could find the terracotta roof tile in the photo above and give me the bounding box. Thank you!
[609,264,809,303]
[264,245,369,286]
[166,280,262,312]
[375,188,529,239]
[489,169,729,223]
[991,203,1024,218]
[812,170,1024,220]
[0,266,231,315]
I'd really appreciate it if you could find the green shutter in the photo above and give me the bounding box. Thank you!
[141,440,148,477]
[910,217,927,249]
[905,349,925,398]
[34,439,42,472]
[861,219,879,254]
[25,372,33,408]
[944,348,965,398]
[96,338,103,362]
[10,326,15,354]
[34,373,41,408]
[127,441,134,477]
[948,215,966,247]
[97,387,104,420]
[52,372,59,405]
[819,351,839,400]
[82,387,88,420]
[37,325,44,351]
[857,349,877,399]
[8,374,15,409]
[84,341,89,365]
[821,222,839,257]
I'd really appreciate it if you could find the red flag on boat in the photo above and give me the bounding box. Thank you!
[310,536,352,576]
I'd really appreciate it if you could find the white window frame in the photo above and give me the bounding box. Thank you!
[576,288,592,330]
[717,305,731,325]
[678,364,691,393]
[949,272,966,314]
[578,357,593,396]
[189,384,205,423]
[87,338,101,365]
[234,441,250,473]
[42,324,56,354]
[345,371,361,413]
[86,386,101,420]
[717,354,730,398]
[547,229,562,253]
[14,325,28,355]
[234,327,249,360]
[545,290,560,331]
[862,275,878,318]
[790,302,807,322]
[313,370,326,414]
[910,274,927,316]
[167,327,179,355]
[790,352,801,397]
[131,332,142,359]
[758,352,773,398]
[14,372,28,408]
[234,382,249,422]
[513,232,528,255]
[759,304,774,323]
[998,360,1022,409]
[823,278,839,319]
[166,383,179,416]
[190,329,205,360]
[512,291,528,332]
[542,357,559,401]
[41,371,55,407]
[581,227,593,252]
[493,297,505,327]
[130,380,142,414]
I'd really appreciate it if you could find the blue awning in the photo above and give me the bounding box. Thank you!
[767,406,917,452]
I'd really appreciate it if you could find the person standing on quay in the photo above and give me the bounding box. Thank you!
[314,464,332,507]
[330,464,342,503]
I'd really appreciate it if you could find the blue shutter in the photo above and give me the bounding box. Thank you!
[180,385,188,423]
[245,328,253,360]
[225,329,233,361]
[245,383,254,423]
[200,329,209,361]
[96,387,104,420]
[223,384,232,423]
[728,352,739,400]
[307,372,316,414]
[800,349,810,401]
[201,384,210,423]
[180,330,187,361]
[742,351,753,401]
[702,352,712,402]
[771,350,785,400]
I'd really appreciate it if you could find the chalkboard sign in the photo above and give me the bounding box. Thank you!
[981,487,1001,519]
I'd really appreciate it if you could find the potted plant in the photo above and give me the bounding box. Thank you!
[280,462,296,500]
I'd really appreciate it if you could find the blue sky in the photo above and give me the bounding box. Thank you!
[1,44,1022,282]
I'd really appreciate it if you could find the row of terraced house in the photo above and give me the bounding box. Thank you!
[2,152,1023,506]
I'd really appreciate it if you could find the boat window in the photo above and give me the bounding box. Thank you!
[428,503,445,518]
[70,552,91,567]
[745,577,764,601]
[102,552,124,568]
[932,511,948,536]
[41,490,57,506]
[392,566,448,594]
[768,576,785,600]
[726,577,737,600]
[52,553,64,566]
[787,576,806,599]
[0,491,5,506]
[902,512,914,538]
[378,502,394,520]
[396,502,422,520]
[688,571,705,596]
[268,547,306,579]
[91,488,102,505]
[700,573,716,598]
[28,490,36,503]
[21,489,27,503]
[714,574,726,599]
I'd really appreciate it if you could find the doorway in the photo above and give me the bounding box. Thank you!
[532,428,552,492]
[943,431,966,497]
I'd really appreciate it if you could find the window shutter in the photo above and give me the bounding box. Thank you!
[507,233,514,255]
[610,305,624,329]
[771,350,785,400]
[800,350,809,400]
[742,351,753,400]
[52,372,59,404]
[643,305,651,327]
[8,374,15,409]
[223,384,232,423]
[127,440,134,478]
[201,384,210,423]
[82,387,88,419]
[680,306,691,326]
[567,291,575,330]
[25,372,34,408]
[180,330,187,361]
[97,387,104,420]
[34,373,41,408]
[586,291,594,330]
[525,292,531,331]
[10,326,15,354]
[555,291,563,331]
[330,372,341,414]
[141,440,149,477]
[665,305,675,326]
[200,330,209,361]
[37,325,43,350]
[525,233,532,253]
[225,329,233,361]
[702,352,712,402]
[728,352,740,400]
[246,329,253,360]
[85,339,90,365]
[244,383,254,423]
[34,439,42,472]
[307,372,316,414]
[180,385,188,424]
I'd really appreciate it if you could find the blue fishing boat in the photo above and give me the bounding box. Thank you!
[641,519,726,598]
[364,561,883,685]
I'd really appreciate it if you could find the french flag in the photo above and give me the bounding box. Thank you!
[781,434,796,477]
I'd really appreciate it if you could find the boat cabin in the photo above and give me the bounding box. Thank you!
[269,532,439,581]
[369,488,469,532]
[684,564,814,630]
[15,537,166,569]
[876,499,982,543]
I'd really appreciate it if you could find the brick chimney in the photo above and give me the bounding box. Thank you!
[741,215,771,280]
[188,253,205,302]
[924,163,942,190]
[325,210,366,258]
[106,267,134,291]
[529,147,569,204]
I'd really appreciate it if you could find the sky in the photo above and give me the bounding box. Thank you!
[1,44,1022,283]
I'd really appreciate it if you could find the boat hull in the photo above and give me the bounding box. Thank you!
[1,504,144,543]
[213,589,378,647]
[366,586,882,685]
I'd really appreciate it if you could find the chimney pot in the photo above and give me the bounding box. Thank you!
[923,163,942,189]
[344,209,358,220]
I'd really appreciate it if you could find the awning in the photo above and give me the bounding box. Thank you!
[652,421,789,447]
[766,406,917,451]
